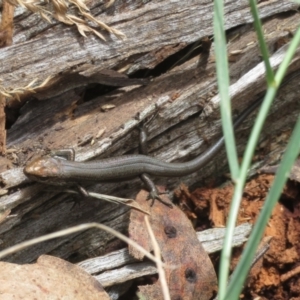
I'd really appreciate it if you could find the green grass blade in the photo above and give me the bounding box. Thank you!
[223,27,300,300]
[213,0,240,181]
[249,0,274,83]
[225,108,300,300]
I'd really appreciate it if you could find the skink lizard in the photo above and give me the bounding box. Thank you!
[24,72,299,206]
[24,99,262,199]
[23,71,300,207]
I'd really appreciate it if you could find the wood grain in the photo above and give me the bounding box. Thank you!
[0,4,299,296]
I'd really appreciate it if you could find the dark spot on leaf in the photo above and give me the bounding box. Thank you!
[171,296,182,300]
[185,268,197,283]
[164,225,177,238]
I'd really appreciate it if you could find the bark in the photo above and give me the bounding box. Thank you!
[0,0,300,296]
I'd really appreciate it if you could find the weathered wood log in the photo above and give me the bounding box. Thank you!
[0,1,299,294]
[78,223,252,287]
[1,0,298,105]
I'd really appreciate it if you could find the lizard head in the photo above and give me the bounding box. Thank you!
[24,156,64,185]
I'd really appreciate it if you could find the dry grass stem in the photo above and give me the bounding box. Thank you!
[0,75,53,99]
[6,0,125,41]
[0,222,166,268]
[144,216,170,300]
[86,191,150,215]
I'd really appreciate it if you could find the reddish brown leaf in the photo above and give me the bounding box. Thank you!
[129,189,217,300]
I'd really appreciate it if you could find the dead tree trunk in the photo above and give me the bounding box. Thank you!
[0,0,300,298]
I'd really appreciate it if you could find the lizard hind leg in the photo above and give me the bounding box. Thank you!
[138,122,173,208]
[140,173,173,208]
